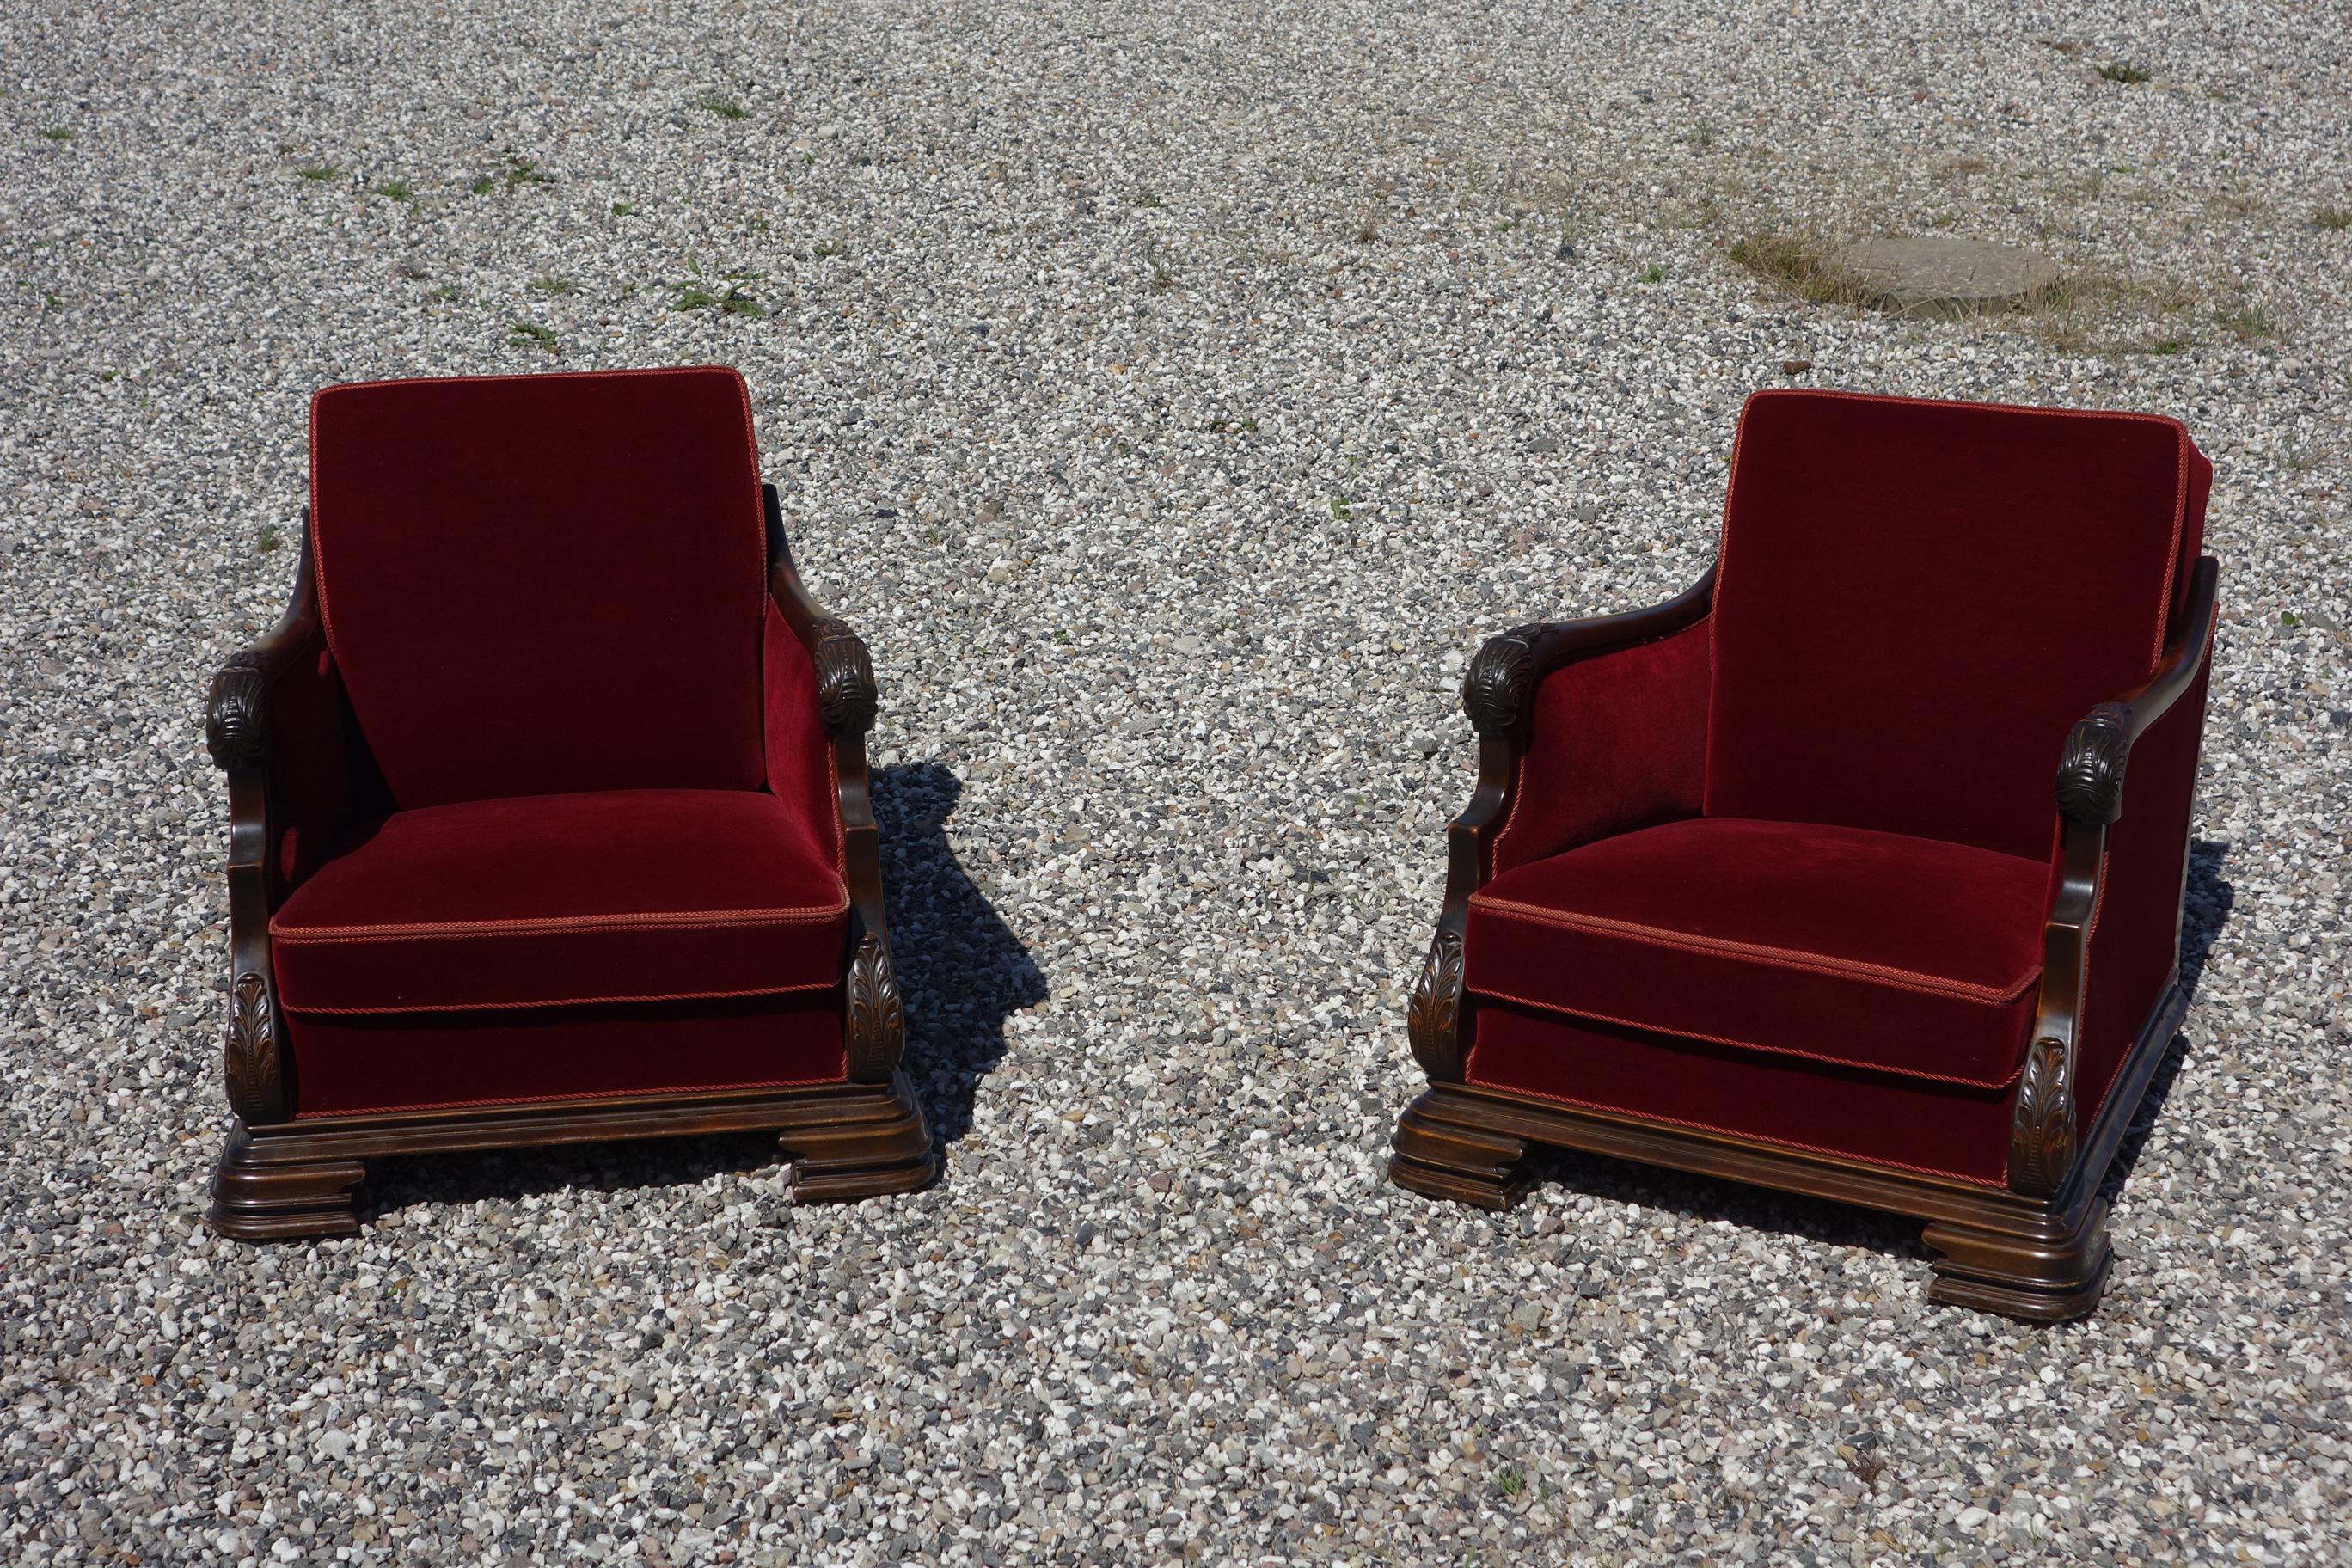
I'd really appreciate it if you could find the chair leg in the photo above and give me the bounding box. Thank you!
[1921,1197,2112,1323]
[784,1074,939,1204]
[1389,1089,1535,1212]
[208,1130,366,1241]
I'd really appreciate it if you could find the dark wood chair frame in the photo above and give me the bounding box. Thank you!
[1390,554,2220,1322]
[202,487,934,1239]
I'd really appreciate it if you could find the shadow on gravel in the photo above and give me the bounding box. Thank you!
[873,762,1047,1147]
[353,764,1042,1225]
[1489,838,2240,1267]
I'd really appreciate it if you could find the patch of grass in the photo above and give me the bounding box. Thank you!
[507,322,559,351]
[1725,231,1862,305]
[1639,262,1665,283]
[530,274,580,295]
[811,236,845,259]
[297,164,339,181]
[1491,1464,1525,1498]
[258,524,283,553]
[503,156,551,189]
[1329,496,1355,521]
[2216,308,2274,341]
[2315,204,2352,231]
[372,180,412,200]
[469,175,496,195]
[430,283,465,302]
[1688,119,1716,151]
[2098,61,2152,83]
[695,93,747,120]
[1128,187,1162,208]
[1206,415,1259,435]
[2142,336,2188,355]
[2280,609,2303,628]
[40,127,72,142]
[612,200,638,217]
[669,283,765,317]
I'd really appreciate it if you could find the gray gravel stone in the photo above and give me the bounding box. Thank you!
[3,0,2348,1564]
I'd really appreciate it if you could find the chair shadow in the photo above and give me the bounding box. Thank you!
[356,763,1042,1222]
[1491,837,2240,1265]
[872,762,1048,1145]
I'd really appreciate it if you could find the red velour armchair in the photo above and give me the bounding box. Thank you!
[202,367,932,1238]
[1390,389,2219,1321]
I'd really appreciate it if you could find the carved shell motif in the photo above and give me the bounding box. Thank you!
[224,971,286,1124]
[205,652,271,770]
[1461,625,1543,739]
[812,618,879,736]
[2009,1035,2077,1197]
[2054,701,2131,825]
[1406,929,1467,1081]
[845,934,905,1082]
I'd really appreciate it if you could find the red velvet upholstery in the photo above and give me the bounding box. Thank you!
[286,994,846,1118]
[1706,391,2207,860]
[271,789,847,1014]
[308,368,769,809]
[763,603,842,870]
[1490,618,1712,877]
[1467,818,2048,1088]
[1459,391,2214,1191]
[1465,1001,2015,1185]
[2076,646,2213,1133]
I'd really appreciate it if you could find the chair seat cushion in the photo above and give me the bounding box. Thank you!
[271,788,847,1014]
[1464,818,2049,1089]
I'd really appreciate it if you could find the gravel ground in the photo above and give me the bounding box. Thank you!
[3,1,2348,1563]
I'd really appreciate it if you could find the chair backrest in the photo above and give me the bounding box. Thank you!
[308,367,769,809]
[1705,389,2210,861]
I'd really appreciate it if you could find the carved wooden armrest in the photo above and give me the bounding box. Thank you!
[1460,567,1716,742]
[2052,556,2220,826]
[1406,567,1717,1084]
[205,652,275,771]
[810,617,879,737]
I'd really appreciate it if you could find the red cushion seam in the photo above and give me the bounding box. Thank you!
[1467,892,2038,1003]
[1466,983,2028,1089]
[280,978,838,1016]
[294,1072,847,1118]
[1459,1063,2005,1186]
[271,886,848,943]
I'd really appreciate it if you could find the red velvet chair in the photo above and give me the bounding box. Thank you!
[1391,389,2218,1321]
[202,367,932,1238]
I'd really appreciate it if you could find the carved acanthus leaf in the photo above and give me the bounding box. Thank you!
[1461,625,1544,739]
[812,618,879,735]
[2055,701,2130,825]
[2009,1035,2077,1197]
[1406,929,1467,1082]
[205,652,270,770]
[224,971,287,1124]
[845,934,905,1082]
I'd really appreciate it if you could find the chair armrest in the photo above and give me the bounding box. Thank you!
[1461,567,1717,743]
[2012,554,2219,1197]
[204,526,325,775]
[1408,567,1715,1081]
[763,486,903,1084]
[763,487,877,737]
[203,518,332,1127]
[2053,556,2220,826]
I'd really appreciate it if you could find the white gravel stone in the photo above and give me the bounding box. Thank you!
[3,1,2348,1564]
